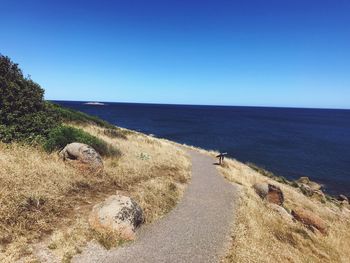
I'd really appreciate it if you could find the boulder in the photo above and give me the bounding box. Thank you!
[60,143,103,170]
[297,177,322,192]
[296,177,310,185]
[253,183,284,206]
[268,203,293,222]
[291,207,327,234]
[308,181,322,191]
[266,184,284,205]
[89,195,144,239]
[312,190,327,203]
[299,184,314,197]
[253,183,269,199]
[338,194,349,202]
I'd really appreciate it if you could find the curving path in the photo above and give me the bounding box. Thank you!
[73,149,237,263]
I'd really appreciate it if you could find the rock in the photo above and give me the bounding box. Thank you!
[268,203,293,222]
[291,207,327,234]
[297,177,310,185]
[253,183,269,199]
[312,190,327,203]
[253,183,284,206]
[266,184,284,205]
[299,183,314,197]
[338,194,349,202]
[89,195,144,239]
[308,181,322,191]
[297,177,322,193]
[60,142,103,170]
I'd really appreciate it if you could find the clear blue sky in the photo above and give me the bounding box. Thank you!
[1,0,349,108]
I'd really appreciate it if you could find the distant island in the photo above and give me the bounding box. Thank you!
[84,102,106,105]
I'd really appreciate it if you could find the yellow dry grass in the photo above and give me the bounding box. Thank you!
[0,124,190,262]
[215,157,350,263]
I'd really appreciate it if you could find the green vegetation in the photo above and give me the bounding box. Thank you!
[44,125,120,156]
[0,54,58,143]
[0,54,123,156]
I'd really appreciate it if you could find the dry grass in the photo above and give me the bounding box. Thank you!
[0,124,190,262]
[215,157,350,263]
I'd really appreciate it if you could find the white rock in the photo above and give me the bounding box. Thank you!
[60,142,103,170]
[268,203,293,222]
[89,195,144,239]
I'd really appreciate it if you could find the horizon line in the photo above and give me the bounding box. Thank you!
[49,99,350,111]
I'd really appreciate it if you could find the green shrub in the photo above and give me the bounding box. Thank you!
[0,55,59,142]
[44,125,120,157]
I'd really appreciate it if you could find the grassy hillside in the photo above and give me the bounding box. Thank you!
[217,155,350,262]
[0,123,191,262]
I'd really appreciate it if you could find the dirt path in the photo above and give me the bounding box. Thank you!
[73,149,237,263]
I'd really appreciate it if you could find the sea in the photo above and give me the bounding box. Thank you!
[54,101,350,196]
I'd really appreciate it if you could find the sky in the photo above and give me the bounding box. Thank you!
[1,0,350,109]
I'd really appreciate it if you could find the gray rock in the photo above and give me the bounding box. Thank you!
[308,181,322,191]
[89,195,144,239]
[253,183,269,199]
[338,194,349,202]
[60,142,103,170]
[296,177,322,191]
[312,189,327,203]
[299,183,314,197]
[268,203,293,222]
[296,177,310,185]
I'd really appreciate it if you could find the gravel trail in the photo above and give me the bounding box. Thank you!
[73,149,237,263]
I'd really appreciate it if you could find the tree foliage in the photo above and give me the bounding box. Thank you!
[0,54,58,142]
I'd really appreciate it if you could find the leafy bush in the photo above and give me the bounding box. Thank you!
[44,125,120,157]
[0,55,59,142]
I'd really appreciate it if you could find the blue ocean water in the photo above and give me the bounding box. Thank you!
[54,101,350,196]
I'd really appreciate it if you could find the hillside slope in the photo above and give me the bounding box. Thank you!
[0,123,191,262]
